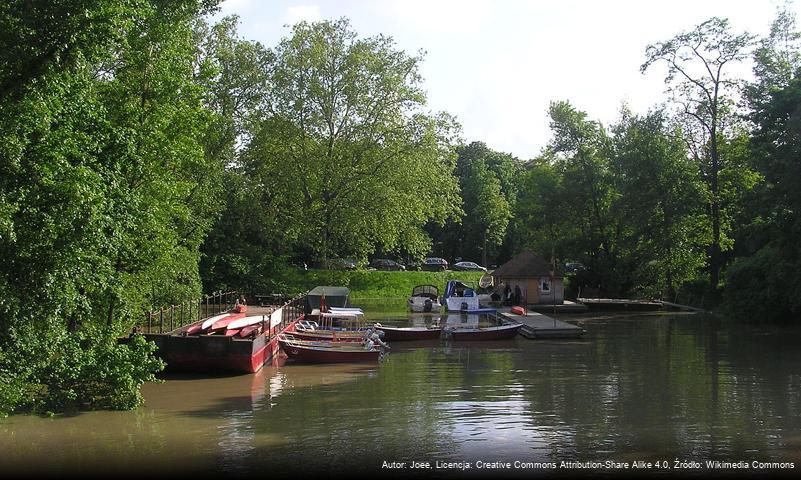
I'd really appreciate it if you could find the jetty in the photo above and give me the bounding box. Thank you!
[577,297,662,311]
[497,307,585,339]
[526,300,588,313]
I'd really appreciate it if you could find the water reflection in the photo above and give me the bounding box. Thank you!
[2,312,801,476]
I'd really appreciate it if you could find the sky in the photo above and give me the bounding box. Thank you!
[213,0,799,160]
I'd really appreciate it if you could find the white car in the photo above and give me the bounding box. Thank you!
[453,261,487,272]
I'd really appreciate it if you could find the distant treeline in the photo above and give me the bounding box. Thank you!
[1,1,799,415]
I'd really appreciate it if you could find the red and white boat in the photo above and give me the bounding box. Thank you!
[278,333,382,363]
[143,304,301,373]
[444,322,523,340]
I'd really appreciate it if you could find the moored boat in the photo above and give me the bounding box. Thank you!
[408,284,442,313]
[443,322,523,340]
[290,312,379,342]
[443,280,481,312]
[375,324,443,341]
[278,333,383,363]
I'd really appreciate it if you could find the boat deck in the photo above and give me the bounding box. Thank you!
[497,308,586,339]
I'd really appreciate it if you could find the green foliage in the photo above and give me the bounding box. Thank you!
[724,45,801,321]
[515,104,708,299]
[0,1,218,415]
[611,109,708,297]
[243,19,461,265]
[641,17,756,289]
[723,244,801,321]
[0,328,163,416]
[431,141,520,265]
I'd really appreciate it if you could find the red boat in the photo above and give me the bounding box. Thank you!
[375,325,442,341]
[289,313,374,342]
[278,334,382,363]
[445,322,523,340]
[141,303,303,373]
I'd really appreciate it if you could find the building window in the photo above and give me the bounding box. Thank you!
[541,280,551,293]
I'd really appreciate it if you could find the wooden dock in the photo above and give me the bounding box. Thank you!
[577,297,663,311]
[526,300,588,313]
[497,308,586,339]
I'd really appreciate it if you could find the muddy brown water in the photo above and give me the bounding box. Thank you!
[2,307,800,477]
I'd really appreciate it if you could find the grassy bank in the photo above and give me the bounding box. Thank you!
[274,269,486,299]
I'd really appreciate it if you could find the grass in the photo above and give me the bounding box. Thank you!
[275,269,486,299]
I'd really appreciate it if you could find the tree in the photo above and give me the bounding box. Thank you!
[244,19,461,265]
[514,158,576,263]
[641,17,755,290]
[611,109,707,298]
[750,1,801,106]
[725,6,801,320]
[546,101,620,291]
[461,159,512,266]
[0,0,221,415]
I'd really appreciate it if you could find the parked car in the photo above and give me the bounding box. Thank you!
[327,258,359,270]
[370,258,406,271]
[453,261,487,272]
[421,257,448,271]
[564,262,586,273]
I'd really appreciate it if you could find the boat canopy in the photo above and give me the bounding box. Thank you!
[306,286,350,313]
[411,284,439,299]
[444,280,473,299]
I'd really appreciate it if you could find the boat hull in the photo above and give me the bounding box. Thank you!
[448,323,522,340]
[376,326,442,341]
[445,296,480,312]
[278,339,380,363]
[408,298,441,313]
[288,330,365,342]
[139,318,298,374]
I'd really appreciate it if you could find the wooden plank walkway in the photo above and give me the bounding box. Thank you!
[497,307,586,339]
[657,300,707,312]
[526,300,588,313]
[577,297,663,311]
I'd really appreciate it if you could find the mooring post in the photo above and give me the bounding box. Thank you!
[159,308,164,333]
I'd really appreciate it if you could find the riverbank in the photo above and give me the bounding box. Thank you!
[276,269,485,300]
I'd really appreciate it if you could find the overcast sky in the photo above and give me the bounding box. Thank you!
[214,0,799,160]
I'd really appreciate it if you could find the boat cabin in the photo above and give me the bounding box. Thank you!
[305,286,351,314]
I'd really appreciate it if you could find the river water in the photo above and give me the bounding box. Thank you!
[2,309,800,477]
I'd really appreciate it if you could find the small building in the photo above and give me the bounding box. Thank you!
[492,251,564,305]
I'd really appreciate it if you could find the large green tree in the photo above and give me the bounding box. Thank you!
[461,159,512,267]
[244,19,461,265]
[724,6,801,321]
[0,0,221,415]
[641,17,755,291]
[610,109,707,298]
[547,101,619,291]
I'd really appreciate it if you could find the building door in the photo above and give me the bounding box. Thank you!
[527,280,540,304]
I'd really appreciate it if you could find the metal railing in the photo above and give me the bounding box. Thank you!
[268,293,306,341]
[142,290,238,334]
[140,291,308,335]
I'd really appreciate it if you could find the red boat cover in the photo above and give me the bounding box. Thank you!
[239,325,260,338]
[186,324,203,335]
